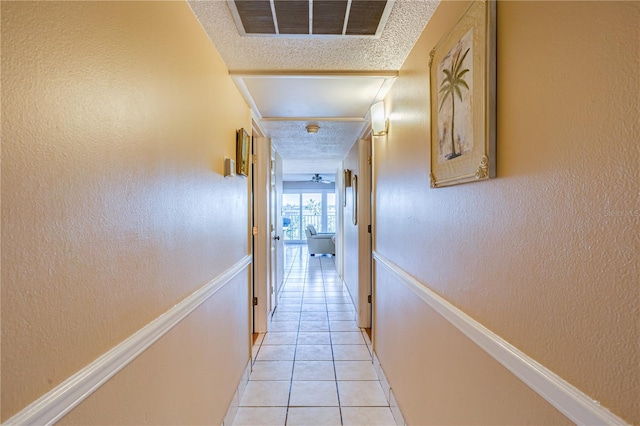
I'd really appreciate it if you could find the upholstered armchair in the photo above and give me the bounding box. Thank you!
[304,225,335,256]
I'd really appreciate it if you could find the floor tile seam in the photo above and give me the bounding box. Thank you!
[283,246,308,426]
[280,247,301,421]
[323,288,345,425]
[312,253,344,425]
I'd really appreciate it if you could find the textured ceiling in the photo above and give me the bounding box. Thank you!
[189,0,439,178]
[261,120,368,174]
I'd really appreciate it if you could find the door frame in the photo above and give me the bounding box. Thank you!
[356,137,373,329]
[252,133,284,333]
[252,135,271,333]
[270,147,284,313]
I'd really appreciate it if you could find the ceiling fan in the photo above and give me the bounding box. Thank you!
[310,173,331,184]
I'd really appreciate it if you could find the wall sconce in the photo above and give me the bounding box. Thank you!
[371,101,389,136]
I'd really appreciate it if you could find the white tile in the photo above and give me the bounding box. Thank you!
[299,320,329,331]
[341,407,396,426]
[262,332,298,345]
[324,293,349,299]
[327,303,353,312]
[250,361,293,381]
[329,320,360,332]
[279,299,303,306]
[297,332,331,345]
[331,332,365,345]
[286,407,341,426]
[300,304,326,312]
[300,311,328,321]
[271,312,301,322]
[285,284,305,289]
[269,321,299,332]
[332,345,371,361]
[239,381,290,406]
[324,284,345,290]
[256,345,296,361]
[334,361,378,380]
[233,407,288,425]
[338,381,389,407]
[293,360,335,380]
[303,297,326,304]
[289,381,339,407]
[277,304,303,312]
[295,344,333,361]
[326,296,352,304]
[328,311,355,321]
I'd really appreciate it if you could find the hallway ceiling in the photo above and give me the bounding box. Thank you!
[189,0,439,179]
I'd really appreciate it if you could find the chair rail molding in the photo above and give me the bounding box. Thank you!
[372,251,628,426]
[4,255,253,426]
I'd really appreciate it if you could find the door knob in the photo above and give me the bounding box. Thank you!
[274,236,280,240]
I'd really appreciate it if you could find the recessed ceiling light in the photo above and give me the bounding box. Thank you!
[306,124,320,134]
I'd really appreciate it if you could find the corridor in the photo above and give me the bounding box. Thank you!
[233,245,395,426]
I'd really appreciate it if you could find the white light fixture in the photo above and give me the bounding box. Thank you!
[306,124,320,134]
[371,101,389,136]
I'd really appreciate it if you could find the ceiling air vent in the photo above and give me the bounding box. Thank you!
[228,0,394,38]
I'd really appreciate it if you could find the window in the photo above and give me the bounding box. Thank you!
[282,191,336,242]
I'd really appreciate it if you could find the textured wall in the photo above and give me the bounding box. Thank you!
[1,1,251,422]
[374,1,639,424]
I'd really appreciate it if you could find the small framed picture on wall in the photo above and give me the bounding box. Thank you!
[236,128,251,177]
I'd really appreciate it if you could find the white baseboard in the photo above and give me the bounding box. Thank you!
[373,353,406,426]
[223,360,251,426]
[373,251,628,426]
[5,255,252,426]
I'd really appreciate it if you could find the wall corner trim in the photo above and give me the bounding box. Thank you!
[4,255,253,426]
[372,251,628,426]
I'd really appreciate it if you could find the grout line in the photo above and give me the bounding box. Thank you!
[283,244,302,425]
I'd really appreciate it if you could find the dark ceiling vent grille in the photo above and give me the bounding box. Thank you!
[229,0,392,38]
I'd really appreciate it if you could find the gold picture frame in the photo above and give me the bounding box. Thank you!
[429,0,496,188]
[236,128,251,177]
[352,175,358,225]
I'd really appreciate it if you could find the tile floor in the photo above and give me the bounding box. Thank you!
[233,245,396,426]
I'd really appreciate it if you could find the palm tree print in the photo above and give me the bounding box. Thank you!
[439,47,470,160]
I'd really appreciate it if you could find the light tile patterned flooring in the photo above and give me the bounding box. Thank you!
[233,245,395,426]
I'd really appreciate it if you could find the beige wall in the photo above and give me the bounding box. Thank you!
[1,1,251,423]
[374,1,639,424]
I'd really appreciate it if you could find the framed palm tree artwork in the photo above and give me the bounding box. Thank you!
[429,0,496,188]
